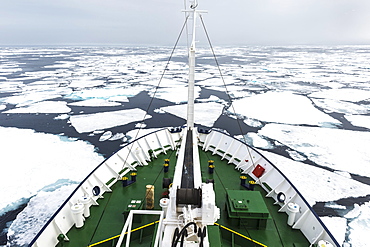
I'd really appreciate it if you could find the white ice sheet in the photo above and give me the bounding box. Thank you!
[259,123,370,177]
[158,101,224,127]
[69,108,151,133]
[0,127,103,215]
[4,101,71,114]
[259,150,370,205]
[232,91,340,126]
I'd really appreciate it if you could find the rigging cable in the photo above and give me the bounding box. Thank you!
[199,14,286,245]
[203,151,252,239]
[118,15,190,175]
[198,14,261,184]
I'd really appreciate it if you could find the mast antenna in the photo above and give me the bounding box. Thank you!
[185,0,206,130]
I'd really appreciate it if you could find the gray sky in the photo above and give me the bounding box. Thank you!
[1,0,370,46]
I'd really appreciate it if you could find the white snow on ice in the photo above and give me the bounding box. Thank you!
[258,150,370,205]
[159,101,224,127]
[232,91,340,126]
[68,98,122,107]
[54,114,70,120]
[68,77,106,88]
[320,216,347,246]
[344,114,370,129]
[99,131,113,141]
[258,123,370,177]
[6,184,78,247]
[1,87,73,108]
[125,128,163,141]
[309,88,370,102]
[152,85,201,104]
[234,132,274,149]
[145,78,186,88]
[3,101,71,114]
[0,127,104,216]
[243,118,263,128]
[346,202,370,247]
[65,85,149,101]
[324,202,347,210]
[196,76,237,87]
[109,133,126,141]
[69,108,151,133]
[345,204,362,219]
[312,98,369,115]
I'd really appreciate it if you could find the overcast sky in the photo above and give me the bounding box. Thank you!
[1,0,370,46]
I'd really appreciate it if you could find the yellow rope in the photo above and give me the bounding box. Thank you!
[88,221,267,247]
[88,220,160,247]
[214,223,267,247]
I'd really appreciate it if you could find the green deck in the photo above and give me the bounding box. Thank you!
[58,148,309,247]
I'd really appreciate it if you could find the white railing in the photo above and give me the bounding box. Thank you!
[200,129,339,247]
[29,128,178,247]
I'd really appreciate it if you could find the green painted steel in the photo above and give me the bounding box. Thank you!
[58,148,309,247]
[207,226,222,247]
[225,190,270,230]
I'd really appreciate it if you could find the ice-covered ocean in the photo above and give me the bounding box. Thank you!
[0,46,369,246]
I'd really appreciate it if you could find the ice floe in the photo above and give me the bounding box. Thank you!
[68,98,122,107]
[1,87,73,107]
[145,78,186,88]
[334,170,352,179]
[4,101,71,114]
[99,131,113,141]
[286,149,306,161]
[69,108,151,133]
[69,78,106,88]
[309,88,370,102]
[312,98,369,115]
[231,91,340,126]
[320,217,347,246]
[258,123,370,177]
[0,127,103,216]
[125,128,163,142]
[345,204,361,219]
[243,118,263,127]
[109,133,126,141]
[158,101,224,127]
[54,114,70,120]
[65,85,150,101]
[235,132,274,149]
[196,76,236,87]
[344,114,370,129]
[346,202,370,247]
[6,184,78,247]
[258,150,370,205]
[197,95,226,104]
[0,80,24,94]
[324,202,347,210]
[152,85,201,104]
[135,123,147,128]
[109,96,129,102]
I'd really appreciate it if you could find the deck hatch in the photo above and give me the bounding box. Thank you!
[226,190,270,229]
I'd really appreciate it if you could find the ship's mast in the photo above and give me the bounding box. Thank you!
[157,2,220,245]
[186,0,199,130]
